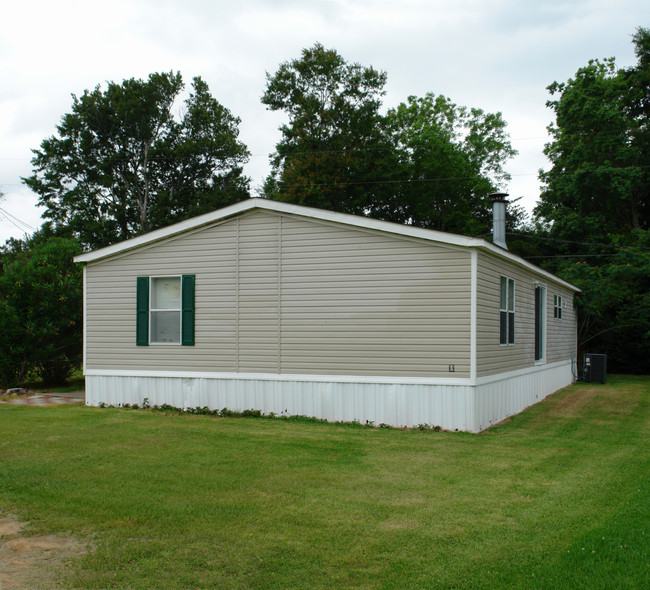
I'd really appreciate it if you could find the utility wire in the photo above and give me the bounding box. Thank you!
[0,207,37,233]
[524,253,620,259]
[513,232,650,261]
[2,160,647,192]
[506,232,620,249]
[0,126,640,163]
[1,174,508,191]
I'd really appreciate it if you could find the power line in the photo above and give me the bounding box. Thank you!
[524,253,619,259]
[506,232,623,250]
[0,128,637,164]
[508,232,650,254]
[0,207,37,233]
[1,173,508,192]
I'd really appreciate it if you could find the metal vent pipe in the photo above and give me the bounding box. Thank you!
[490,193,509,250]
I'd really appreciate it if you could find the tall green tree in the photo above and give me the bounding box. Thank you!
[556,232,650,374]
[262,45,521,235]
[383,93,518,235]
[261,43,394,215]
[0,235,82,387]
[536,28,650,241]
[24,72,250,250]
[534,27,650,373]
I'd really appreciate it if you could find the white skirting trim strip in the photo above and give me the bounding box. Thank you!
[86,362,573,433]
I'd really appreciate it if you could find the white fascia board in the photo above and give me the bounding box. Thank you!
[476,243,580,292]
[72,197,579,292]
[273,200,480,248]
[73,198,478,263]
[74,199,258,263]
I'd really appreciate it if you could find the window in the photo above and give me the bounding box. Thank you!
[499,276,515,345]
[151,277,181,343]
[553,294,563,319]
[136,275,195,346]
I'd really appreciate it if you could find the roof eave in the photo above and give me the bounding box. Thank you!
[73,198,478,263]
[73,197,580,292]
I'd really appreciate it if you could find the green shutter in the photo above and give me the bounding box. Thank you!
[181,274,195,346]
[136,277,149,346]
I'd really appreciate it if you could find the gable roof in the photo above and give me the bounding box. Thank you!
[74,198,579,291]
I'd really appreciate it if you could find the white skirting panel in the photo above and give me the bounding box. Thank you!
[472,361,574,431]
[86,362,573,433]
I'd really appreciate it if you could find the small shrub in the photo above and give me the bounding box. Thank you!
[92,400,445,433]
[158,404,181,413]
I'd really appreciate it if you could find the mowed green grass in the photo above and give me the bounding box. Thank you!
[0,375,648,589]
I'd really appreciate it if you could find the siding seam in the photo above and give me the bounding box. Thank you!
[83,265,87,374]
[278,215,282,374]
[470,249,477,380]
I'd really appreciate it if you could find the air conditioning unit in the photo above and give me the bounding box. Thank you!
[584,353,607,384]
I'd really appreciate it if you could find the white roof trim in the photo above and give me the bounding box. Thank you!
[74,197,579,291]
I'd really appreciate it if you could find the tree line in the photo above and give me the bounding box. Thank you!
[526,27,649,373]
[1,30,648,386]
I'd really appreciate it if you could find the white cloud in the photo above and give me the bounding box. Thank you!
[1,0,647,243]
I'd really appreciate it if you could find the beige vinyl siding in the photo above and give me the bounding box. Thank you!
[476,252,533,376]
[546,286,577,364]
[86,219,239,371]
[238,211,280,372]
[86,210,472,377]
[476,251,577,377]
[279,215,471,377]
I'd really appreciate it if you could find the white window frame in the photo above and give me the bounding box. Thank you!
[149,275,182,345]
[553,294,563,319]
[499,275,515,346]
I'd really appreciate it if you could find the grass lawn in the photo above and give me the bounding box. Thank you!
[0,375,648,589]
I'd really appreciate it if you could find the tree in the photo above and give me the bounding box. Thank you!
[24,72,250,250]
[556,232,650,374]
[536,28,650,241]
[382,93,518,235]
[0,236,83,387]
[262,45,522,235]
[534,27,650,373]
[261,43,394,215]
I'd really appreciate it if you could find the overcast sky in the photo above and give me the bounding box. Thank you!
[0,0,647,244]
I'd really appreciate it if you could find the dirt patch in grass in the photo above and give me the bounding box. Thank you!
[0,515,87,589]
[548,381,645,426]
[548,386,597,417]
[380,518,419,530]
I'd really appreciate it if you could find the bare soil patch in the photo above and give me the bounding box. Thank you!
[0,391,84,406]
[549,386,597,417]
[0,515,87,589]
